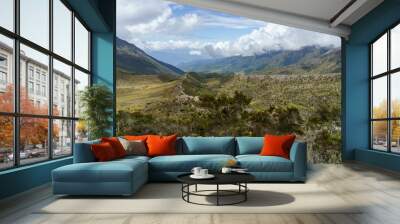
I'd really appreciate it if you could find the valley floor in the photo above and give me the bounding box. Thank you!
[1,162,400,224]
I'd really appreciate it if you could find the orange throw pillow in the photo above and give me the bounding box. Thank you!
[101,137,127,158]
[91,142,117,162]
[260,134,296,159]
[146,134,177,157]
[124,135,148,141]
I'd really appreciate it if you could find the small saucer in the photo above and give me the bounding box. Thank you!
[190,174,215,179]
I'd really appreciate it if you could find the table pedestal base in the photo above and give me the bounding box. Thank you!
[181,183,248,206]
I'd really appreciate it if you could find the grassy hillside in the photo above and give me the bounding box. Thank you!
[117,70,340,115]
[117,70,179,111]
[117,69,341,163]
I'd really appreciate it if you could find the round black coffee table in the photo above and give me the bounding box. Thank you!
[177,173,255,206]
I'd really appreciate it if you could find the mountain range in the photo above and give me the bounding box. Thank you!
[116,37,184,76]
[178,46,340,75]
[116,37,340,75]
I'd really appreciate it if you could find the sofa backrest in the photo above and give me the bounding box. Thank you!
[73,136,303,162]
[235,137,264,155]
[73,139,100,163]
[180,137,236,155]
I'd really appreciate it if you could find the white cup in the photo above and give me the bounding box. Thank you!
[221,167,232,174]
[200,169,208,176]
[191,167,202,176]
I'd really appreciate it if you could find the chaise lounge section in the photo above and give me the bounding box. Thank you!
[52,140,149,196]
[52,137,307,196]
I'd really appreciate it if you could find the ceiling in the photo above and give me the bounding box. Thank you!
[171,0,384,38]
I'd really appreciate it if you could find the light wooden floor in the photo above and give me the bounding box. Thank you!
[1,163,400,224]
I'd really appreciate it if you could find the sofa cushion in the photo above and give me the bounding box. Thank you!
[118,138,147,156]
[124,135,148,141]
[236,137,263,155]
[53,158,147,183]
[147,134,177,157]
[116,155,150,163]
[101,137,127,158]
[181,137,235,155]
[260,134,296,159]
[149,154,235,172]
[91,142,118,161]
[236,155,293,172]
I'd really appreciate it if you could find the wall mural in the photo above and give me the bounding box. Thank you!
[116,0,342,163]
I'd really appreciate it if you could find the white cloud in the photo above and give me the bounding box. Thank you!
[117,0,266,43]
[138,40,206,51]
[125,7,173,35]
[189,50,202,56]
[138,24,340,57]
[204,24,340,57]
[182,14,199,28]
[117,0,199,41]
[117,0,169,38]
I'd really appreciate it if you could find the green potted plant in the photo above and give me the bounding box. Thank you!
[79,84,113,140]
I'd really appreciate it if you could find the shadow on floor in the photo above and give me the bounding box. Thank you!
[202,190,295,207]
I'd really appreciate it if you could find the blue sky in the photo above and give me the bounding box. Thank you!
[117,0,341,65]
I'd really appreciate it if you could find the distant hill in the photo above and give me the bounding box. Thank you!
[116,37,184,76]
[178,46,340,75]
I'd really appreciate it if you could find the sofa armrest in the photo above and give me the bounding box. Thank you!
[73,140,100,163]
[289,141,307,181]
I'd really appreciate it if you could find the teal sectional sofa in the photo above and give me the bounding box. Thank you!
[52,137,307,196]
